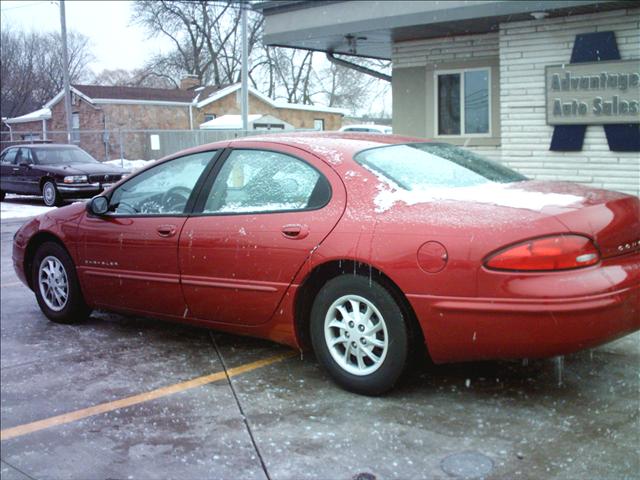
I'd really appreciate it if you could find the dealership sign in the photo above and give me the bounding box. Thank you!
[549,31,639,152]
[546,60,640,125]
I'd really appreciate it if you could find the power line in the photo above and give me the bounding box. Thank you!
[0,1,53,12]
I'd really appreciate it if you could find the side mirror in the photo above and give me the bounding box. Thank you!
[88,196,109,216]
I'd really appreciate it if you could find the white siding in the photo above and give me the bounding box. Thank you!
[499,8,640,196]
[393,32,499,69]
[392,8,640,196]
[393,33,502,162]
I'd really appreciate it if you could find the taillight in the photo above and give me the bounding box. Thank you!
[485,234,600,271]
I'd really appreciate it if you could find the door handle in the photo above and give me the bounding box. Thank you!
[281,224,309,240]
[156,224,177,237]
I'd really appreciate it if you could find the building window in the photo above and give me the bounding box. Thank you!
[436,68,490,136]
[204,113,216,122]
[314,119,325,131]
[71,112,80,142]
[253,123,284,130]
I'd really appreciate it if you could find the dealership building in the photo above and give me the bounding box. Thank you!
[259,1,639,196]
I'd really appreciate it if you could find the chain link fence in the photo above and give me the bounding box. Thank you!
[0,128,300,162]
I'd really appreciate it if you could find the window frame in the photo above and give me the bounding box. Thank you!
[71,112,80,143]
[97,149,222,218]
[434,67,492,139]
[1,148,19,165]
[191,147,333,217]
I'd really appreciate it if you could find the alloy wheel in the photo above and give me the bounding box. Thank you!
[324,294,389,376]
[38,255,69,311]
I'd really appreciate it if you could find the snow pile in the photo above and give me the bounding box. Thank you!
[369,169,584,213]
[1,197,57,219]
[104,159,153,171]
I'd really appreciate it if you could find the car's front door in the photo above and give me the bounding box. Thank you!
[179,144,346,326]
[76,150,218,317]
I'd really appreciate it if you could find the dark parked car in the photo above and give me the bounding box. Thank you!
[0,144,128,206]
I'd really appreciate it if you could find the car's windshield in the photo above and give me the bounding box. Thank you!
[355,143,526,190]
[32,147,98,165]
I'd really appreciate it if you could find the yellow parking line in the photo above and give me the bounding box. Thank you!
[1,282,23,288]
[1,351,295,441]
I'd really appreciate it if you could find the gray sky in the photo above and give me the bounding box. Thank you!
[0,0,171,72]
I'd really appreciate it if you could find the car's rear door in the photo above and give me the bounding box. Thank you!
[76,150,219,317]
[179,144,346,326]
[0,148,19,192]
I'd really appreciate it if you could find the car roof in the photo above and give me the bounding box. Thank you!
[1,143,81,151]
[172,132,427,160]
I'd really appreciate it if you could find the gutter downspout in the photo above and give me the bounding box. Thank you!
[3,120,13,141]
[189,104,194,130]
[326,51,391,82]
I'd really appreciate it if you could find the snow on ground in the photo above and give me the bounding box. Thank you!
[1,195,57,219]
[104,159,154,171]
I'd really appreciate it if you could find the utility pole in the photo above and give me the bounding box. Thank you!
[59,0,73,144]
[241,0,249,131]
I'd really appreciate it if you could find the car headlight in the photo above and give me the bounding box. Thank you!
[63,175,88,184]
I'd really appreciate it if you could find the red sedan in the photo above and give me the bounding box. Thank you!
[12,133,640,394]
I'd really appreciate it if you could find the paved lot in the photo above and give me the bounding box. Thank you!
[1,211,639,480]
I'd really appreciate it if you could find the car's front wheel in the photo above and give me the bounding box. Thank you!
[32,242,90,323]
[310,275,409,395]
[42,180,61,207]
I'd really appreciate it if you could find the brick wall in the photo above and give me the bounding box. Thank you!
[499,8,640,196]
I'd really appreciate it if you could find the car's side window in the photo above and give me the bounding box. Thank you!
[203,149,330,214]
[1,149,18,165]
[18,148,33,164]
[109,151,215,216]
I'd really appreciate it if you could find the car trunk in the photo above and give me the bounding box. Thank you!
[519,181,640,259]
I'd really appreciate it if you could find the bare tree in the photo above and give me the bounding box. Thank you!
[1,28,94,120]
[91,68,177,88]
[131,1,383,112]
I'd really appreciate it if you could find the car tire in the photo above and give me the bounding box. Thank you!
[310,275,409,395]
[42,180,61,207]
[32,241,91,324]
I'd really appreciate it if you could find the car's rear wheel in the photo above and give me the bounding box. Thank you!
[310,275,409,395]
[32,242,90,324]
[42,180,61,207]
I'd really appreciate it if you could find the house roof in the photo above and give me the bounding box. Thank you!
[8,83,346,124]
[43,84,197,108]
[4,108,51,124]
[196,83,348,115]
[72,84,195,103]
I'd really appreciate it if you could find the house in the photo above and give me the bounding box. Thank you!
[4,79,346,160]
[257,1,640,196]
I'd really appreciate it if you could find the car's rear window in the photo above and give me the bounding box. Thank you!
[354,143,526,189]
